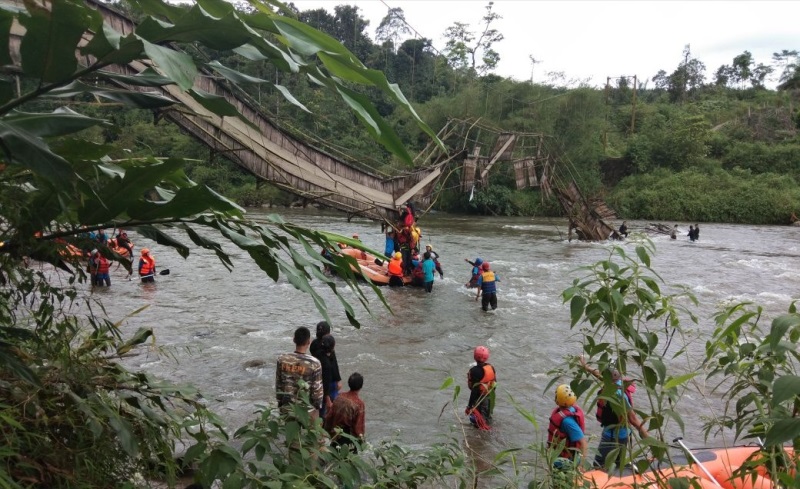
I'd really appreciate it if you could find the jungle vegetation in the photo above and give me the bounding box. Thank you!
[2,1,800,488]
[113,2,799,225]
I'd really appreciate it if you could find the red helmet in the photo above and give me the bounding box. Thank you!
[481,262,490,271]
[474,345,489,363]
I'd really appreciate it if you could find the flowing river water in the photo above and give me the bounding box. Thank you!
[78,209,800,472]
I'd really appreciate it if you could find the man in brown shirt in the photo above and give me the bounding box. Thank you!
[323,372,365,451]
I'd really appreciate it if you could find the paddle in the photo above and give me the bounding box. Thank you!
[673,437,723,488]
[128,269,170,281]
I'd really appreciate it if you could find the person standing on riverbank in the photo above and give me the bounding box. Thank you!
[324,372,366,452]
[276,326,323,417]
[466,346,496,430]
[310,321,341,417]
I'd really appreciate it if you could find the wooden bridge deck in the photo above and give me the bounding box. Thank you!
[5,0,445,222]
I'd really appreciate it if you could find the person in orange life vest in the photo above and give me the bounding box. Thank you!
[90,249,111,286]
[387,252,404,287]
[578,356,648,468]
[464,257,483,288]
[424,244,444,279]
[138,248,156,283]
[466,346,496,429]
[548,384,587,465]
[116,231,133,259]
[475,262,499,311]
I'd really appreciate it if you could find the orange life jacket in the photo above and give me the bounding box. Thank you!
[140,255,155,276]
[475,364,496,395]
[94,255,110,274]
[387,258,403,277]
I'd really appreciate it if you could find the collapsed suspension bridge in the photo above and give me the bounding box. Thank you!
[6,0,616,240]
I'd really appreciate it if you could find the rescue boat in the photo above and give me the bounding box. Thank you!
[339,247,410,286]
[583,446,790,489]
[107,237,134,259]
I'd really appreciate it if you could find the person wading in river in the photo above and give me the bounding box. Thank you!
[138,248,156,283]
[475,261,499,311]
[465,346,496,430]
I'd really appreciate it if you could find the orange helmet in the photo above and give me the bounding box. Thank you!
[141,248,150,255]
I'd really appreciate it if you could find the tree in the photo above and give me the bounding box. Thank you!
[375,7,411,53]
[0,0,447,485]
[443,2,504,75]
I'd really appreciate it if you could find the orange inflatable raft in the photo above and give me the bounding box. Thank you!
[339,247,410,286]
[583,446,792,489]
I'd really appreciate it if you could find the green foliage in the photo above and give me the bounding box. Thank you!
[609,168,800,223]
[0,0,463,487]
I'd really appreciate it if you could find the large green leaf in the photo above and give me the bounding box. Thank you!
[126,0,186,22]
[206,60,267,84]
[47,81,177,108]
[773,375,800,405]
[95,68,174,87]
[274,84,310,113]
[0,120,73,185]
[271,15,353,58]
[765,418,800,446]
[77,158,186,224]
[135,224,191,258]
[136,5,252,51]
[140,38,197,91]
[126,184,243,221]
[82,28,145,65]
[188,88,240,117]
[2,107,109,138]
[18,0,89,83]
[334,84,412,164]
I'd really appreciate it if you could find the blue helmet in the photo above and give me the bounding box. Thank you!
[475,258,483,266]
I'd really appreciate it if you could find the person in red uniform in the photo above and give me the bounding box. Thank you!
[466,346,496,430]
[324,372,366,452]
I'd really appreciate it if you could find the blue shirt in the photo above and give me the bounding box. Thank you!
[422,258,436,282]
[561,407,584,442]
[602,382,631,439]
[384,236,395,257]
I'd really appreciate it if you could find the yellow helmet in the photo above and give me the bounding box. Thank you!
[555,384,576,408]
[394,252,402,259]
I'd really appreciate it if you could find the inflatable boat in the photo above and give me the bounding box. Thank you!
[583,445,791,489]
[339,247,410,286]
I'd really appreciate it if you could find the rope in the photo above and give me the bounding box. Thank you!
[467,408,491,431]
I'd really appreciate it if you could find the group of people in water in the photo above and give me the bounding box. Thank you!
[77,228,157,285]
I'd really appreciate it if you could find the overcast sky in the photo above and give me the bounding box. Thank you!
[291,0,799,88]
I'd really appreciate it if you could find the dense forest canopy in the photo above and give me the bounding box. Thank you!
[112,1,800,224]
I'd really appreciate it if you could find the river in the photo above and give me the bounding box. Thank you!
[86,209,800,472]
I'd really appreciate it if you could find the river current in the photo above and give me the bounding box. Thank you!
[78,209,800,468]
